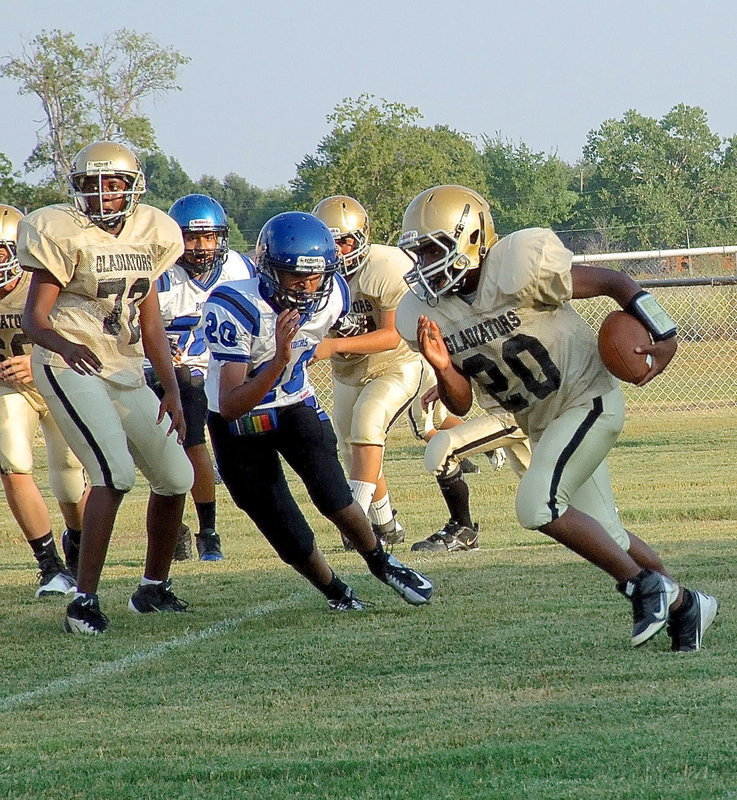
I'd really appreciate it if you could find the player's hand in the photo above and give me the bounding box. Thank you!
[634,336,678,386]
[274,309,301,367]
[57,340,103,375]
[310,338,337,364]
[418,316,452,372]
[421,384,440,412]
[157,390,187,445]
[0,355,34,387]
[167,335,183,364]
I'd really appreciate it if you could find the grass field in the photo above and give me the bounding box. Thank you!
[0,413,735,799]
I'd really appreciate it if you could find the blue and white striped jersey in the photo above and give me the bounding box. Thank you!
[203,273,350,414]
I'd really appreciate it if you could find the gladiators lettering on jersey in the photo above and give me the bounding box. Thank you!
[95,253,154,273]
[0,270,34,365]
[442,310,521,355]
[0,313,23,331]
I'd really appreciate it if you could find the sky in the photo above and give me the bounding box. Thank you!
[3,0,737,190]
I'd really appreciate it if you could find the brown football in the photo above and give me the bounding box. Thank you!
[597,310,652,384]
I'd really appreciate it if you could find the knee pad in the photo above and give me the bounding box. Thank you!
[424,430,456,476]
[515,472,558,530]
[149,454,194,497]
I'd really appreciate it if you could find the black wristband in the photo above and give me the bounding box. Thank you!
[624,290,677,341]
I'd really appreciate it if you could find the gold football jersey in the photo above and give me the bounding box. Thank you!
[396,228,617,439]
[331,243,420,386]
[0,270,46,412]
[18,203,184,387]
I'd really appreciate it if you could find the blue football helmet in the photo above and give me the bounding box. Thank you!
[168,194,229,277]
[255,212,341,321]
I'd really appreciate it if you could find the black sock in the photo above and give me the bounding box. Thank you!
[65,528,81,546]
[437,467,473,528]
[673,587,693,615]
[195,501,216,532]
[320,572,350,601]
[30,533,58,562]
[361,543,388,579]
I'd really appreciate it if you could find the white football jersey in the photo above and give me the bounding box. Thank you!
[156,250,255,374]
[396,228,617,439]
[203,273,351,414]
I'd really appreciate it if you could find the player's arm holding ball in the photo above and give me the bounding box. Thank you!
[571,264,677,385]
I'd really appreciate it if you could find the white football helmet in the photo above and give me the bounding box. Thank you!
[312,195,371,277]
[0,205,23,289]
[68,141,146,228]
[398,185,497,304]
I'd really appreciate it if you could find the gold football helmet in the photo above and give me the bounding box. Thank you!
[68,141,146,228]
[311,195,370,276]
[0,204,23,289]
[398,185,497,303]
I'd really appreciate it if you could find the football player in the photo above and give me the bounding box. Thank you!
[396,184,717,652]
[0,204,87,596]
[310,196,422,546]
[203,211,433,610]
[150,194,255,562]
[20,141,194,635]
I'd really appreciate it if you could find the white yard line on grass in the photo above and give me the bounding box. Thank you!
[0,592,306,712]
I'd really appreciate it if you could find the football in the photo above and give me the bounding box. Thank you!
[597,310,653,384]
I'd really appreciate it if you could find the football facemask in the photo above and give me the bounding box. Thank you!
[68,141,145,229]
[312,195,371,277]
[0,205,23,289]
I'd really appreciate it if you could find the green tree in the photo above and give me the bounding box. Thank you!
[226,216,248,252]
[86,30,188,151]
[480,137,578,235]
[139,152,195,211]
[0,154,19,203]
[193,174,292,246]
[578,104,732,250]
[292,95,484,241]
[245,186,293,242]
[0,28,189,187]
[0,30,96,185]
[0,152,65,211]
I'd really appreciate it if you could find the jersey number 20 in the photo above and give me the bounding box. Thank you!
[462,333,561,412]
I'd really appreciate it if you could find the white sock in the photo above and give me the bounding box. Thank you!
[369,493,394,525]
[140,576,163,586]
[348,480,376,515]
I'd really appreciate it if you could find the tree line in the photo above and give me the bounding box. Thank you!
[3,30,737,254]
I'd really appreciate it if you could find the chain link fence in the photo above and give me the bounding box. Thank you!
[310,255,737,418]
